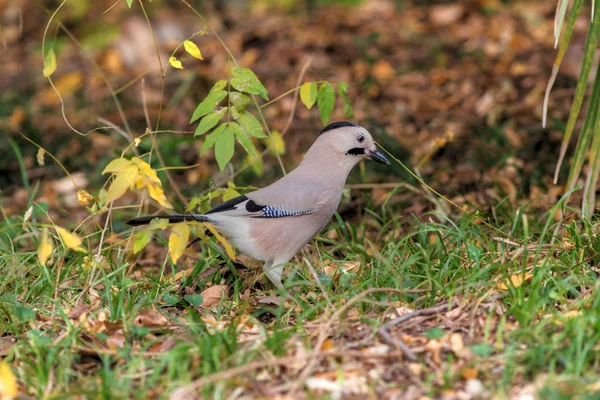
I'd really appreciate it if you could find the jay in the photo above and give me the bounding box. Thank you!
[127,121,390,290]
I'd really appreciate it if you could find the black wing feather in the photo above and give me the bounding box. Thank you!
[205,195,249,214]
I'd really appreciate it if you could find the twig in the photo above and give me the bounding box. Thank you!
[302,257,331,305]
[32,0,133,136]
[377,301,457,362]
[140,79,189,206]
[281,57,313,136]
[169,348,407,399]
[287,288,405,396]
[179,0,287,176]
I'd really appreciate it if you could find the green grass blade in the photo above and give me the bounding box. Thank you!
[554,0,570,49]
[7,138,30,192]
[564,60,600,196]
[544,0,584,130]
[582,110,600,216]
[554,0,600,182]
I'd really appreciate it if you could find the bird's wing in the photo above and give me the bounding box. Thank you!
[205,194,317,219]
[206,179,325,219]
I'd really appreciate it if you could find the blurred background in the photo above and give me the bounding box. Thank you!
[0,0,578,223]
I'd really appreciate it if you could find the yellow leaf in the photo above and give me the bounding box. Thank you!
[169,223,190,263]
[149,218,169,230]
[300,82,317,110]
[105,164,139,204]
[43,48,57,77]
[0,362,17,400]
[23,206,33,225]
[77,190,96,206]
[169,56,183,69]
[131,157,160,184]
[148,183,173,209]
[56,227,86,253]
[102,158,132,175]
[37,228,53,266]
[134,177,145,189]
[222,187,241,202]
[266,130,285,156]
[183,40,203,60]
[37,72,83,106]
[204,223,236,261]
[497,272,532,290]
[36,148,45,166]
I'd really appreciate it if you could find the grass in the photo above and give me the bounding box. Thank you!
[2,186,600,399]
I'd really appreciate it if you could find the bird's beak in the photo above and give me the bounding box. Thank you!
[367,148,390,165]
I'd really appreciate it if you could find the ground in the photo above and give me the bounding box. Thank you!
[1,0,600,399]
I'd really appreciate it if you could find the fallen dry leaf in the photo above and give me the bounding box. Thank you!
[449,333,464,355]
[320,338,335,352]
[106,332,126,351]
[425,339,442,365]
[372,60,395,84]
[149,336,178,353]
[134,309,168,328]
[201,285,229,308]
[67,302,89,320]
[497,272,532,290]
[461,367,479,380]
[429,4,464,26]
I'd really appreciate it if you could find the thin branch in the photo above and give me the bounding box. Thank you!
[377,301,457,361]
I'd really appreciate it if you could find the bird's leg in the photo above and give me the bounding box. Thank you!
[263,260,284,291]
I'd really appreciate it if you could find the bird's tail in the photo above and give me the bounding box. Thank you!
[126,214,211,226]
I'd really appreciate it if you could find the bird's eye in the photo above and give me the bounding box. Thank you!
[357,134,365,143]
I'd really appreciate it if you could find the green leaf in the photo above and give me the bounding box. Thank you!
[230,121,257,157]
[131,325,150,337]
[133,231,151,254]
[470,344,493,357]
[183,40,203,60]
[43,48,57,78]
[126,0,133,7]
[424,327,445,339]
[190,90,227,123]
[13,305,35,321]
[194,108,226,136]
[338,82,354,118]
[200,123,227,156]
[317,82,335,125]
[230,67,269,100]
[229,91,250,111]
[318,273,333,286]
[184,294,204,307]
[212,79,228,91]
[300,82,318,109]
[214,123,235,171]
[245,152,263,176]
[163,293,181,305]
[237,111,266,138]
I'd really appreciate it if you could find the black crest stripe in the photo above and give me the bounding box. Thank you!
[320,121,359,135]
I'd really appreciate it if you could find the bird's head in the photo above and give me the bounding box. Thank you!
[312,121,390,168]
